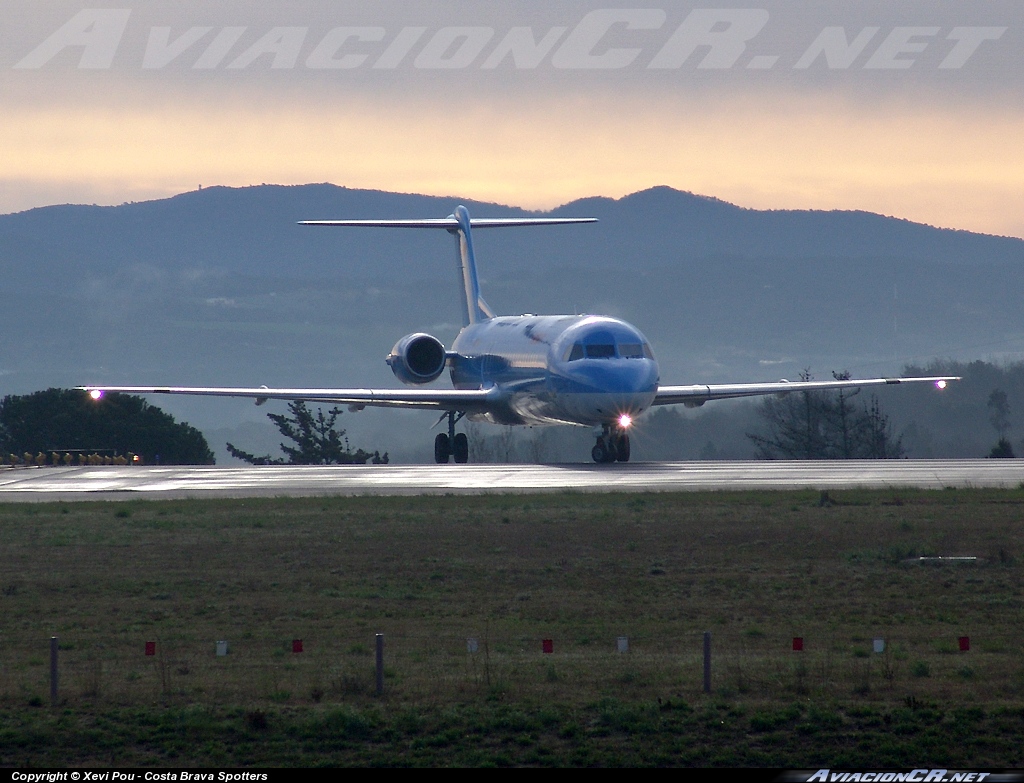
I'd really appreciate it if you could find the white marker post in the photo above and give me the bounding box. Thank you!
[703,631,712,694]
[50,636,59,707]
[375,634,385,696]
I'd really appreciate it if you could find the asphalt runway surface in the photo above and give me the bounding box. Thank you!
[0,460,1022,501]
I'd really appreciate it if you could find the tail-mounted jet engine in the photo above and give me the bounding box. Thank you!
[386,333,447,385]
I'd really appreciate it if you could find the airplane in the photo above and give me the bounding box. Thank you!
[82,204,959,464]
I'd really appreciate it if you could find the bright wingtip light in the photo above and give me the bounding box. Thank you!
[89,389,104,400]
[935,380,947,390]
[618,413,633,429]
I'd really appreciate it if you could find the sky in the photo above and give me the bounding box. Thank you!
[1,1,1021,237]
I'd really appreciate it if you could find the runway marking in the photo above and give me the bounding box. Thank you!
[0,460,1022,500]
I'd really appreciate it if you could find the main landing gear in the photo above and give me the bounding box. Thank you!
[592,423,630,464]
[434,411,469,464]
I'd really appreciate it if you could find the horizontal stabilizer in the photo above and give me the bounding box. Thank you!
[299,217,597,228]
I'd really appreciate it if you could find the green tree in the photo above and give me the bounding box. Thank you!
[0,388,213,464]
[747,370,828,459]
[748,370,904,460]
[986,389,1014,457]
[226,400,385,465]
[989,437,1015,458]
[859,395,905,459]
[988,389,1011,438]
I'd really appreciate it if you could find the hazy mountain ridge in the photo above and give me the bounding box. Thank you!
[4,184,1021,286]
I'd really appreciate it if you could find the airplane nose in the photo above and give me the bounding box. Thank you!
[607,360,659,394]
[563,359,659,413]
[622,362,659,403]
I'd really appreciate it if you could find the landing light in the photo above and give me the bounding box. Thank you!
[89,389,104,400]
[618,413,633,429]
[935,380,947,390]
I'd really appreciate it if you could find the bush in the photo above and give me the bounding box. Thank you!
[0,388,213,464]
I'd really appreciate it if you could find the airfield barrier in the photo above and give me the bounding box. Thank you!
[0,626,1019,707]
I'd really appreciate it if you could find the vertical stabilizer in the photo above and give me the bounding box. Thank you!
[450,205,495,326]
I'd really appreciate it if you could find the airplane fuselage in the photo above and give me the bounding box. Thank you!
[449,314,660,427]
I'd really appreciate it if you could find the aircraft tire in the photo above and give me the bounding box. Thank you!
[614,434,630,462]
[453,432,469,464]
[592,438,611,464]
[434,433,451,464]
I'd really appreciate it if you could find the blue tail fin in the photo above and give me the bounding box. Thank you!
[450,205,495,326]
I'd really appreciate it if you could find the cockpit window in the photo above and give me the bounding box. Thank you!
[619,343,643,358]
[619,343,656,359]
[565,338,654,361]
[585,344,616,359]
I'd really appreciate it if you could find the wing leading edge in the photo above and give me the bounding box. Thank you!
[78,386,498,412]
[654,376,960,407]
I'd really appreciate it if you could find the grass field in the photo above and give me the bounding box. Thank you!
[1,488,1023,766]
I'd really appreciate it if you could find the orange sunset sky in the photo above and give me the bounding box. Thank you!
[2,2,1021,238]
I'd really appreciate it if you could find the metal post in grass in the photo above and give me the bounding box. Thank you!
[703,631,711,694]
[50,636,58,707]
[375,633,384,696]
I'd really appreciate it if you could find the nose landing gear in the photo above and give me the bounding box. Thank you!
[592,423,630,463]
[434,411,469,464]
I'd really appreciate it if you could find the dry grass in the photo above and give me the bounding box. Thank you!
[0,489,1021,710]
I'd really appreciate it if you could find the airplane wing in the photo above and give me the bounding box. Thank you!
[78,385,498,412]
[654,376,959,407]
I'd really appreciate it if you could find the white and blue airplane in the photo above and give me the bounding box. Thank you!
[83,205,958,464]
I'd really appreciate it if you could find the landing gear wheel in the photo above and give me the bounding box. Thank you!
[614,433,630,463]
[452,432,469,464]
[434,433,451,464]
[592,437,615,464]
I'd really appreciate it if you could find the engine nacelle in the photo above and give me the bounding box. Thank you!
[386,333,447,385]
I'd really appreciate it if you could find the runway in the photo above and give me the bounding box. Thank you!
[0,460,1021,500]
